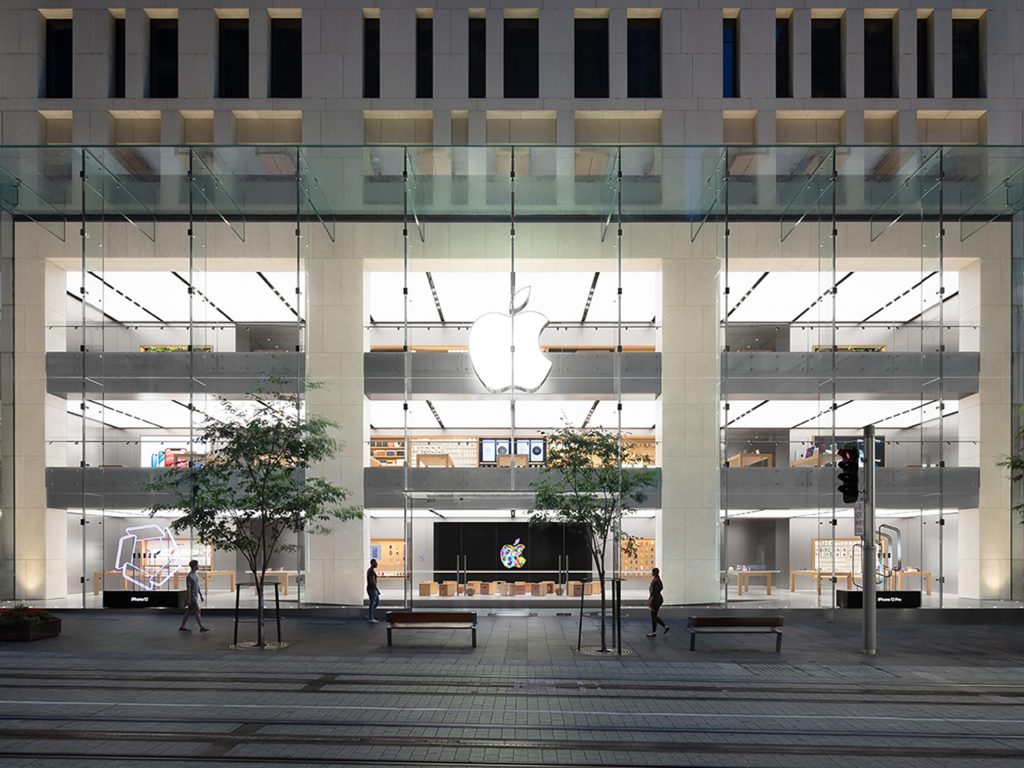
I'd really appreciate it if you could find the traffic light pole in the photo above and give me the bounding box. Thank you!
[863,425,877,656]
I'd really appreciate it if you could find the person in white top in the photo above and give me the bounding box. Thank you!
[179,559,211,633]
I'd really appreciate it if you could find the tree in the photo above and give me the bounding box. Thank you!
[531,425,657,652]
[999,413,1024,525]
[148,384,360,647]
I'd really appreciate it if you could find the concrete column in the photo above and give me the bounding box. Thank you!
[13,238,68,600]
[663,9,689,99]
[73,8,113,99]
[539,8,571,99]
[792,9,811,98]
[125,8,147,98]
[435,8,465,100]
[896,9,917,99]
[160,110,183,145]
[657,225,721,604]
[683,7,720,99]
[895,109,917,144]
[844,9,864,99]
[180,9,215,99]
[380,8,415,99]
[485,11,503,99]
[609,9,627,99]
[305,225,366,606]
[739,9,774,100]
[932,9,952,99]
[956,224,1012,600]
[250,10,269,99]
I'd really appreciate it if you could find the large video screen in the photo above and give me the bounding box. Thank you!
[433,521,591,582]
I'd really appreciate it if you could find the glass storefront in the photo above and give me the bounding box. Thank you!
[0,144,1020,609]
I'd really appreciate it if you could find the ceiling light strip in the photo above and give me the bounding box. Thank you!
[580,272,600,323]
[859,271,937,324]
[790,272,853,324]
[726,271,768,318]
[257,272,300,318]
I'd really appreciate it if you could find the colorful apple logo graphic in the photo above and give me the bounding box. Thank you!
[468,286,552,393]
[499,538,527,569]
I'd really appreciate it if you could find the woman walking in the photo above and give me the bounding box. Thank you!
[179,559,211,633]
[646,567,669,637]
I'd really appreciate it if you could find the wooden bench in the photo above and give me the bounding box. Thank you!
[386,610,477,648]
[686,615,784,652]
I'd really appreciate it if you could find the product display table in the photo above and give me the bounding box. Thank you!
[895,569,932,595]
[790,570,854,594]
[246,569,299,596]
[731,569,781,595]
[171,569,236,593]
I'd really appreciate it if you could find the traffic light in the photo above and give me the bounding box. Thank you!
[837,443,860,504]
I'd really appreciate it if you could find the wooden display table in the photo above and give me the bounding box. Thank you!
[418,581,438,596]
[513,581,528,596]
[172,569,236,593]
[416,453,454,468]
[895,570,932,595]
[530,580,556,596]
[790,570,854,594]
[247,570,299,596]
[480,581,498,595]
[499,582,516,596]
[439,580,459,597]
[466,580,482,595]
[731,569,780,595]
[725,452,773,468]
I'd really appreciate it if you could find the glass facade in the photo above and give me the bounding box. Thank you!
[0,143,1021,609]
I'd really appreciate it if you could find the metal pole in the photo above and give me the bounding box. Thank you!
[863,425,877,656]
[577,579,586,652]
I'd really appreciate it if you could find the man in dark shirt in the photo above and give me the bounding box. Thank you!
[367,558,380,623]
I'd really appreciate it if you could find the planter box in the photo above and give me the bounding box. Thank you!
[0,619,61,641]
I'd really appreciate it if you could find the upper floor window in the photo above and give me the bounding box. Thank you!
[270,17,302,98]
[775,15,791,98]
[416,15,433,99]
[952,16,982,98]
[149,18,178,98]
[811,17,843,98]
[363,15,380,98]
[864,16,895,98]
[575,16,609,99]
[627,17,661,99]
[504,17,539,98]
[218,17,249,98]
[723,16,739,98]
[468,16,486,98]
[113,15,125,98]
[45,17,73,98]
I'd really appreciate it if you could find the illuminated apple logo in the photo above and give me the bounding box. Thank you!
[468,286,552,393]
[499,538,527,569]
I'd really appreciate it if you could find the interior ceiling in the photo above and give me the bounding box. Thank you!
[368,271,660,323]
[70,271,304,324]
[725,271,957,324]
[724,399,958,430]
[369,399,657,431]
[68,398,284,431]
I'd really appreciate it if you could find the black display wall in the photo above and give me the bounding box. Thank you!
[433,522,592,582]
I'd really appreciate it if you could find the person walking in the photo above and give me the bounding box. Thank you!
[367,558,380,623]
[179,559,211,633]
[646,567,669,637]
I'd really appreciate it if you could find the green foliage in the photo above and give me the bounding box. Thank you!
[147,383,361,588]
[998,409,1024,523]
[0,605,59,625]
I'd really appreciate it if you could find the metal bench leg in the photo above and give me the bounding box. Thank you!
[689,632,696,651]
[472,627,477,648]
[775,630,782,652]
[387,627,392,647]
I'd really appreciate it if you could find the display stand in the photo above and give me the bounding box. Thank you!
[233,581,282,646]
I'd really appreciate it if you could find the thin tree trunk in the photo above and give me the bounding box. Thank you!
[597,567,607,652]
[256,578,266,648]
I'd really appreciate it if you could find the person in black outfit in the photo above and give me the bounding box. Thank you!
[646,567,669,637]
[367,558,380,623]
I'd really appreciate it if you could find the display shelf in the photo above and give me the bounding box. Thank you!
[371,538,406,576]
[370,437,405,466]
[621,537,656,576]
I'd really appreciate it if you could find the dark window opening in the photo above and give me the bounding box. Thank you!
[363,17,380,98]
[917,17,932,98]
[627,18,661,98]
[149,18,178,98]
[864,17,894,98]
[504,18,539,98]
[468,18,486,98]
[113,17,125,98]
[45,18,73,98]
[218,18,248,98]
[416,17,433,98]
[368,17,385,98]
[775,17,791,98]
[723,17,739,98]
[270,18,301,98]
[574,18,609,98]
[952,18,981,98]
[811,18,843,98]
